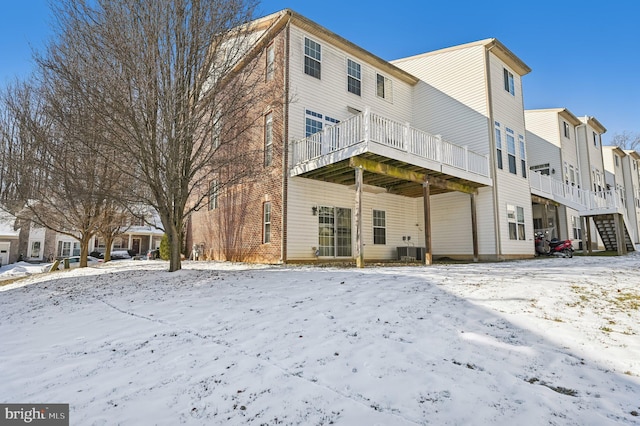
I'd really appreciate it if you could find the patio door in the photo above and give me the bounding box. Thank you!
[318,206,352,257]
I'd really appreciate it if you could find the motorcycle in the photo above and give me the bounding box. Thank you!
[534,232,574,258]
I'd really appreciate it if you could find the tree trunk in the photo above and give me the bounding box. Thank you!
[168,223,182,272]
[79,234,91,268]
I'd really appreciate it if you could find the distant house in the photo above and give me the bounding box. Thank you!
[15,209,164,264]
[0,210,20,266]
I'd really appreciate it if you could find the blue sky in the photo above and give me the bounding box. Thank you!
[1,0,638,143]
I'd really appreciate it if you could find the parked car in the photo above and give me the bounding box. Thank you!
[60,255,103,269]
[146,248,161,260]
[110,250,132,260]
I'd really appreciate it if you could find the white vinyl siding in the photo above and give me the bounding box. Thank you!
[489,54,533,255]
[287,178,425,260]
[288,26,413,145]
[392,45,490,156]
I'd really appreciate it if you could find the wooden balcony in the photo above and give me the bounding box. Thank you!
[289,109,491,197]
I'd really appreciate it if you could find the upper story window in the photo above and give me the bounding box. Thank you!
[615,155,619,167]
[503,68,514,95]
[304,37,321,79]
[506,128,516,174]
[593,131,598,147]
[495,122,503,170]
[563,121,571,139]
[519,135,526,178]
[376,73,393,101]
[266,43,275,81]
[264,112,273,167]
[208,180,218,210]
[347,59,361,96]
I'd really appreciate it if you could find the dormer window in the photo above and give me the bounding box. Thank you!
[503,68,514,95]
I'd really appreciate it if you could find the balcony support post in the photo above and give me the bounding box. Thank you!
[423,181,432,265]
[470,192,479,262]
[355,166,364,268]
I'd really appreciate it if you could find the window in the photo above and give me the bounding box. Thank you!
[571,216,582,240]
[507,205,526,240]
[208,180,218,210]
[506,128,516,174]
[593,131,598,147]
[373,210,386,245]
[264,112,273,166]
[503,68,514,95]
[305,109,323,137]
[212,111,222,149]
[495,122,503,170]
[376,73,393,101]
[266,43,275,81]
[57,241,71,257]
[113,237,124,249]
[347,59,361,96]
[563,121,571,139]
[615,155,619,167]
[519,135,526,178]
[304,110,340,137]
[263,202,271,244]
[318,206,351,257]
[30,241,41,258]
[304,37,321,79]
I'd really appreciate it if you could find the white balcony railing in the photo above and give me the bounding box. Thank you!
[529,170,625,213]
[290,109,490,179]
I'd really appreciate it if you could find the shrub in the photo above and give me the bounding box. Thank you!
[159,234,170,260]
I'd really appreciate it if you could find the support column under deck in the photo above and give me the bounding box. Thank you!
[423,181,432,265]
[355,166,364,268]
[584,216,593,254]
[471,192,479,262]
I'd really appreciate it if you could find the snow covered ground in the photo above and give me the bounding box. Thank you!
[1,254,639,425]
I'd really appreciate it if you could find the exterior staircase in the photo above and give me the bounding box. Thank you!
[592,214,635,252]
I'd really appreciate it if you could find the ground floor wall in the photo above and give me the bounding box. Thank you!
[286,178,531,262]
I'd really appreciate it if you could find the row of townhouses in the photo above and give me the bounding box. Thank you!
[1,9,637,267]
[187,9,639,265]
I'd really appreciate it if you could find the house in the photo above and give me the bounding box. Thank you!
[524,108,637,253]
[189,9,542,265]
[602,146,640,246]
[525,108,586,246]
[0,210,20,266]
[621,150,640,241]
[16,210,164,263]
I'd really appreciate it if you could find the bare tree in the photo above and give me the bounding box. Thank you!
[39,0,280,271]
[1,75,132,267]
[610,131,640,151]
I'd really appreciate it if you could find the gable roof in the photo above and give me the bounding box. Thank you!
[249,9,420,86]
[525,108,581,126]
[392,38,531,76]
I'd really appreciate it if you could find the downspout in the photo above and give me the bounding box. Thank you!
[280,14,291,263]
[485,44,503,259]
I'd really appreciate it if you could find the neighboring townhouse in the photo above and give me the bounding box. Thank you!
[524,107,636,253]
[189,9,538,264]
[524,108,584,245]
[622,150,640,242]
[602,146,640,245]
